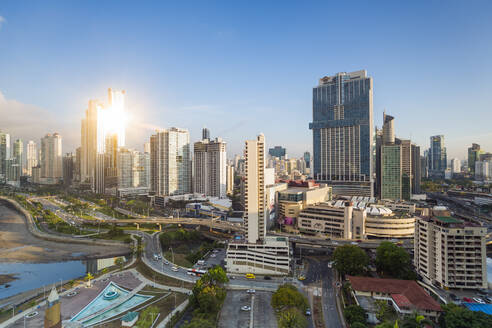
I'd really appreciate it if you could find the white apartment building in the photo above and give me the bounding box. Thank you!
[26,140,38,176]
[414,216,487,289]
[40,133,62,184]
[150,127,191,196]
[226,134,290,275]
[193,138,227,198]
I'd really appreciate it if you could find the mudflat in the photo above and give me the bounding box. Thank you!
[0,204,130,263]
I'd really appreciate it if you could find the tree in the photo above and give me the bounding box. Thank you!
[278,308,308,328]
[85,272,94,287]
[333,245,369,276]
[376,242,415,279]
[182,318,215,328]
[351,322,368,328]
[441,303,492,328]
[115,257,124,270]
[401,312,432,328]
[271,284,308,312]
[375,322,395,328]
[375,299,393,322]
[343,305,366,326]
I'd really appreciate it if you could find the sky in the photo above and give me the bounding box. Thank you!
[0,1,491,161]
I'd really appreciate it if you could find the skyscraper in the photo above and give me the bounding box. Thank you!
[202,127,210,141]
[40,133,63,183]
[0,131,10,179]
[244,134,266,243]
[63,153,74,186]
[467,143,483,174]
[303,151,311,168]
[13,139,23,175]
[81,88,126,192]
[451,158,461,174]
[26,140,38,176]
[429,135,447,178]
[411,144,421,194]
[310,70,374,196]
[150,128,191,196]
[193,138,227,198]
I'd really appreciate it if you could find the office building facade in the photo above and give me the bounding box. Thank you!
[310,70,374,196]
[0,131,10,180]
[268,146,286,159]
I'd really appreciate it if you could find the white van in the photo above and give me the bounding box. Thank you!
[197,260,205,266]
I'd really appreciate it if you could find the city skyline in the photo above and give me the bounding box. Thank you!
[1,1,492,159]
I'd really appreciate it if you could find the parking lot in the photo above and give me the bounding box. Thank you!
[219,290,277,328]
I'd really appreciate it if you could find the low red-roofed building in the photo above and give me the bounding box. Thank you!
[347,276,442,323]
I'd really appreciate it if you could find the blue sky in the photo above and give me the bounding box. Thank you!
[0,1,491,160]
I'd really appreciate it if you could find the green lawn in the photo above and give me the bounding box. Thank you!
[164,251,193,268]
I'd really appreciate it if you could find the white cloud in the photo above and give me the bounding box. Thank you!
[0,91,77,150]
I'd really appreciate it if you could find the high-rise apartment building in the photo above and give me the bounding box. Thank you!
[40,133,63,183]
[117,148,134,189]
[226,134,290,275]
[428,135,447,178]
[12,139,23,176]
[244,134,267,243]
[226,164,234,195]
[310,70,374,196]
[381,144,402,200]
[133,151,150,188]
[0,131,10,180]
[26,140,38,176]
[194,138,227,198]
[451,158,461,174]
[414,216,487,289]
[150,128,191,196]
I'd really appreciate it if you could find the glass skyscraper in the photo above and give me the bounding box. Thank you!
[309,70,373,196]
[428,135,447,178]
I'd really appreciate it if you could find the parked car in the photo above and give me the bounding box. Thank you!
[210,254,216,258]
[463,297,473,303]
[473,298,486,304]
[264,276,272,280]
[247,289,256,294]
[241,306,251,311]
[306,308,311,316]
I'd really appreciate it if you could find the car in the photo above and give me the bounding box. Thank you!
[350,241,358,245]
[306,308,311,316]
[478,289,488,296]
[332,241,339,245]
[473,298,486,304]
[463,297,473,303]
[210,254,216,258]
[171,266,179,272]
[264,276,272,280]
[245,273,255,279]
[164,260,169,265]
[241,306,251,311]
[213,249,219,253]
[356,239,362,242]
[486,297,492,304]
[328,261,334,268]
[153,254,159,261]
[247,289,256,294]
[298,276,306,281]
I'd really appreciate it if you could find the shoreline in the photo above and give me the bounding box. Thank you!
[0,274,18,286]
[0,197,131,264]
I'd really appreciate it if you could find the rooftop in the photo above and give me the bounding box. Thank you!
[347,276,442,312]
[434,216,462,224]
[463,303,492,315]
